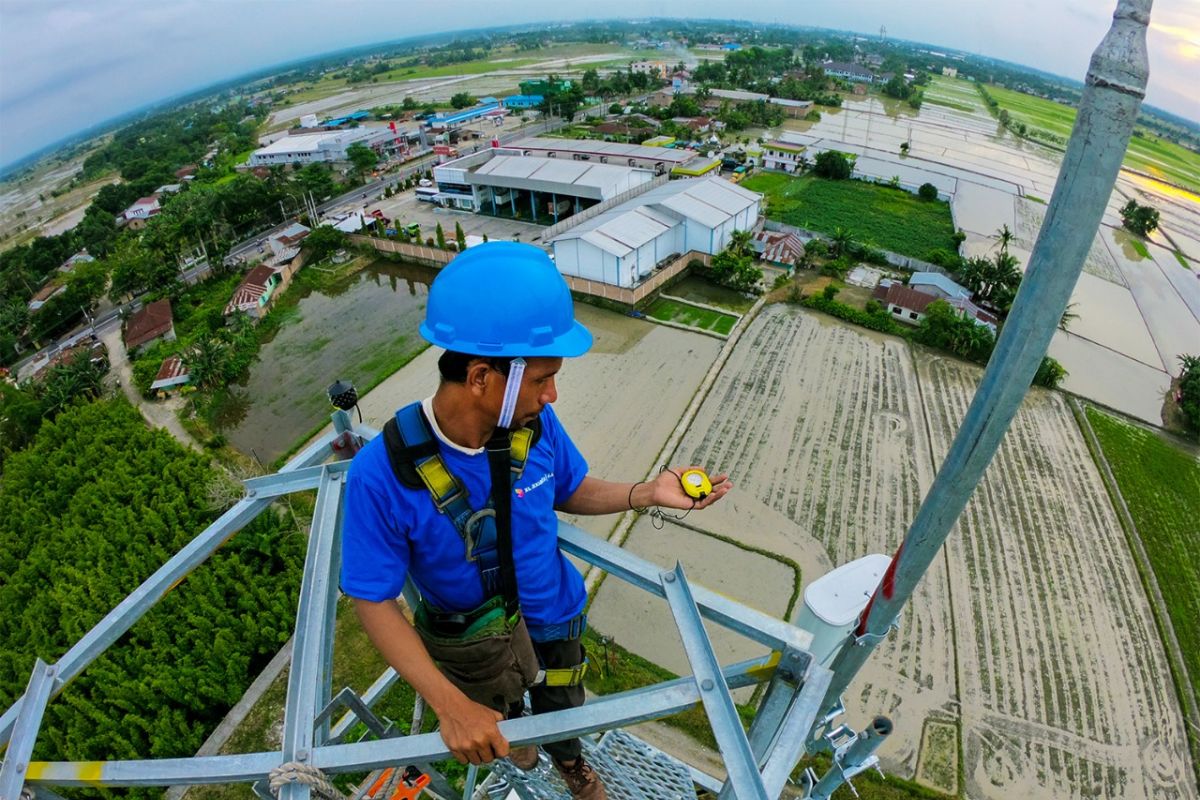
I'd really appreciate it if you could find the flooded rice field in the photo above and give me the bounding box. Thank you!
[218,260,437,462]
[782,80,1200,425]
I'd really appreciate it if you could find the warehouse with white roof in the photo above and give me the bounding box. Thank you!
[247,127,395,167]
[549,177,762,288]
[433,151,656,222]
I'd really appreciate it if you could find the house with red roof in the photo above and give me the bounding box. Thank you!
[224,264,283,320]
[124,299,176,352]
[150,355,191,395]
[872,279,998,331]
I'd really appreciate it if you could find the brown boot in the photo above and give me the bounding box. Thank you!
[554,756,607,800]
[508,744,539,770]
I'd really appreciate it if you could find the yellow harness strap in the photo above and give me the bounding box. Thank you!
[540,661,589,687]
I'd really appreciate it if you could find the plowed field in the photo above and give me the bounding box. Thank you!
[654,304,1196,799]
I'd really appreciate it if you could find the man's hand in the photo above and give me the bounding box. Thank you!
[647,467,732,510]
[437,694,509,765]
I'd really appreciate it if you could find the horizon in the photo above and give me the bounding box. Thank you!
[1,2,1198,172]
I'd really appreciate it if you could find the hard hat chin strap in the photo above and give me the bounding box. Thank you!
[495,357,526,430]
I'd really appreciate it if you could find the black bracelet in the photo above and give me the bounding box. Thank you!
[628,480,648,513]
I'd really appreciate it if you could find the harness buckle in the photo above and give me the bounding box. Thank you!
[462,509,496,562]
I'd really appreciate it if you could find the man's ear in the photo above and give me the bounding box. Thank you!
[464,360,492,396]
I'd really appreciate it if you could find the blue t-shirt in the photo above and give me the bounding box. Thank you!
[339,403,589,628]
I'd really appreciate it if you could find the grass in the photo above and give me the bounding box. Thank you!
[983,82,1200,193]
[645,297,738,335]
[1084,408,1200,715]
[915,719,959,794]
[742,172,959,261]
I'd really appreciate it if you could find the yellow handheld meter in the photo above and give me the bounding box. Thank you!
[680,469,713,501]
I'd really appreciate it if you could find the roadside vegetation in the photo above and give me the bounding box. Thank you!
[742,172,959,262]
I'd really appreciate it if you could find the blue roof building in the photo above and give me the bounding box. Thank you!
[503,95,545,109]
[425,102,505,129]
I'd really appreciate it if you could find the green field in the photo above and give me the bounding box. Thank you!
[646,297,738,334]
[1085,408,1200,708]
[982,82,1200,193]
[742,172,959,261]
[923,76,986,114]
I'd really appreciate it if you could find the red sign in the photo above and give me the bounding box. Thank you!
[433,145,453,156]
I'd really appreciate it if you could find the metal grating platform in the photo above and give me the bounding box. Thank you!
[487,730,699,800]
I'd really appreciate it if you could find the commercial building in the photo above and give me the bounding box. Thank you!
[506,137,700,174]
[549,176,762,288]
[424,102,507,132]
[247,127,394,167]
[822,61,876,84]
[502,95,544,109]
[433,151,656,221]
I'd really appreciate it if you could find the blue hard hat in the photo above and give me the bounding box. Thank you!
[420,242,593,357]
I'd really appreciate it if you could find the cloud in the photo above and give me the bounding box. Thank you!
[1,0,1197,166]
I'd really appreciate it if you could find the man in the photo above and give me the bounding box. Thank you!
[340,242,729,799]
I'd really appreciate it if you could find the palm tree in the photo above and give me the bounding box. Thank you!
[994,224,1014,254]
[830,227,855,259]
[728,229,754,258]
[1058,302,1079,332]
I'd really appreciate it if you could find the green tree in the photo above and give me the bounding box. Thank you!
[345,143,379,178]
[812,150,852,180]
[435,222,447,250]
[728,229,754,259]
[1120,199,1160,237]
[302,225,348,262]
[918,182,938,201]
[455,221,466,250]
[450,92,476,109]
[830,227,856,259]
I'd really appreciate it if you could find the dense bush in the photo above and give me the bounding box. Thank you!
[1178,354,1200,434]
[799,293,903,335]
[918,183,939,201]
[813,150,852,180]
[0,399,304,778]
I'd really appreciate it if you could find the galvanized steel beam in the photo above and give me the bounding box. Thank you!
[660,564,769,800]
[0,660,57,799]
[279,467,346,800]
[23,655,776,788]
[557,523,813,654]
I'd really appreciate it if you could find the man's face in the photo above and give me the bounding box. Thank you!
[494,356,562,427]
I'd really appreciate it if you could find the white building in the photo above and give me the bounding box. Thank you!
[762,140,807,173]
[247,127,394,167]
[550,177,762,288]
[434,152,656,219]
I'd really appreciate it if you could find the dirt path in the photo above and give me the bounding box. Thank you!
[99,328,200,451]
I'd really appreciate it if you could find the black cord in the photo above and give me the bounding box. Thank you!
[629,467,698,530]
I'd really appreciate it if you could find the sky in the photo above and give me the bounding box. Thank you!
[0,0,1197,169]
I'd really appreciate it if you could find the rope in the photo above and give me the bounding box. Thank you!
[269,761,347,800]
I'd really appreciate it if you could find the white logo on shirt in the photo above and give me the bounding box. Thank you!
[514,472,553,498]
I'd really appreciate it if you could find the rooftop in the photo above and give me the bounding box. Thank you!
[124,299,174,350]
[509,136,698,164]
[467,155,654,200]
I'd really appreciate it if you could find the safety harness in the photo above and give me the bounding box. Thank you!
[382,402,587,688]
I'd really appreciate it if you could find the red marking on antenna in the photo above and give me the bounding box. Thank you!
[855,543,903,637]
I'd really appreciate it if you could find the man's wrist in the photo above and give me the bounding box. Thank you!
[629,481,655,510]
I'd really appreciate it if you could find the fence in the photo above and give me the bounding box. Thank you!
[347,235,454,268]
[562,251,711,307]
